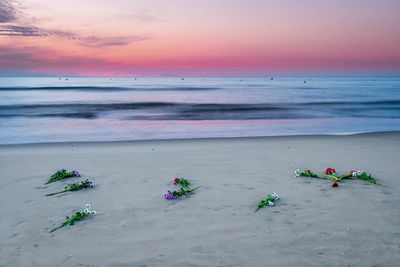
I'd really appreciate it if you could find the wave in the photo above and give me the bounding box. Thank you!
[0,100,399,120]
[0,86,220,92]
[299,100,400,106]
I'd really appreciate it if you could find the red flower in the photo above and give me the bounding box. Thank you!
[350,170,356,174]
[174,177,179,184]
[326,168,336,174]
[331,182,339,187]
[307,170,311,174]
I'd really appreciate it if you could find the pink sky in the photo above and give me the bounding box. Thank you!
[0,0,399,76]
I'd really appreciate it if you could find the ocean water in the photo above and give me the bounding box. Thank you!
[0,77,400,144]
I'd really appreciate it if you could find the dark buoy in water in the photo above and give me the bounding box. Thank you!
[182,77,184,80]
[304,80,307,83]
[135,77,137,80]
[270,77,274,80]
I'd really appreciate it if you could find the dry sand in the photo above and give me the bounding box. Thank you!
[1,132,400,266]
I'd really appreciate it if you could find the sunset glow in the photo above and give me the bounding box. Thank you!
[1,0,399,76]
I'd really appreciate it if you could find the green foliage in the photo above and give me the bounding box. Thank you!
[46,179,94,196]
[175,186,200,196]
[356,172,382,186]
[50,204,96,233]
[295,169,382,186]
[164,185,201,199]
[165,177,200,199]
[175,178,191,188]
[46,169,79,184]
[299,171,319,178]
[254,193,280,212]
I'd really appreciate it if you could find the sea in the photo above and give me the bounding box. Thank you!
[0,77,400,144]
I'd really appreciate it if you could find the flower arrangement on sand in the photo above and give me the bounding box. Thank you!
[46,169,80,184]
[46,178,94,196]
[50,204,96,233]
[295,168,382,187]
[254,192,280,212]
[164,177,200,199]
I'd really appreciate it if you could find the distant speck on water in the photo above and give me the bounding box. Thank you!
[270,77,274,80]
[304,80,307,83]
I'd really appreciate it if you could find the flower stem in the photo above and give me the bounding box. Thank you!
[338,174,353,179]
[46,190,68,196]
[314,172,336,179]
[311,173,337,182]
[189,186,201,192]
[49,226,62,233]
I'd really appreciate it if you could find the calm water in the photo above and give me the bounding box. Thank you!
[0,77,400,144]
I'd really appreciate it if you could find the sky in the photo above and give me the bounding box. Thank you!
[0,0,399,77]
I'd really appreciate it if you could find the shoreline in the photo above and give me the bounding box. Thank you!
[1,130,399,147]
[1,131,400,266]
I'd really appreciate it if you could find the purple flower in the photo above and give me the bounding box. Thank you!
[75,171,80,177]
[164,191,179,199]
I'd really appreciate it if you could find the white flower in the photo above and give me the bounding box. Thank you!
[92,211,96,215]
[83,208,91,215]
[352,170,362,177]
[268,201,274,206]
[85,204,91,209]
[272,192,280,199]
[294,169,301,177]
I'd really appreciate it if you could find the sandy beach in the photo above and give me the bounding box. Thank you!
[1,132,400,267]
